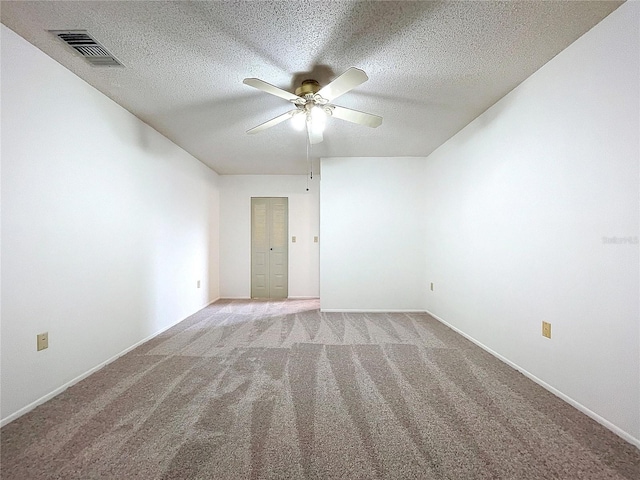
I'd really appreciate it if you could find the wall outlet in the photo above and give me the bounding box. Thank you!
[430,282,434,291]
[37,332,48,351]
[542,321,552,339]
[292,236,297,243]
[314,236,319,243]
[197,280,201,288]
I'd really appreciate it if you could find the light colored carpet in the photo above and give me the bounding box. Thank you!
[2,298,639,479]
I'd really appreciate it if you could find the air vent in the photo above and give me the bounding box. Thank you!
[49,30,123,67]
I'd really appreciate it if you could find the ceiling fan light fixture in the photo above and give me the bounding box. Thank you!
[291,110,306,131]
[310,106,327,132]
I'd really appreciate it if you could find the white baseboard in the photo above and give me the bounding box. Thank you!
[321,308,425,313]
[0,298,219,428]
[206,297,220,305]
[218,297,319,300]
[425,310,640,451]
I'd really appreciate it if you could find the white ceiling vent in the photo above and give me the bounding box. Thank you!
[49,30,123,67]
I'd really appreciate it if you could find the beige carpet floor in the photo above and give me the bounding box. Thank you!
[1,298,639,479]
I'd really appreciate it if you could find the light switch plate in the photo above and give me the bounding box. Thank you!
[542,321,551,339]
[37,332,48,351]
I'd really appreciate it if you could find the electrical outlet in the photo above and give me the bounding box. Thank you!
[37,332,48,351]
[197,280,201,288]
[542,321,551,339]
[430,282,434,291]
[314,236,319,243]
[292,236,297,243]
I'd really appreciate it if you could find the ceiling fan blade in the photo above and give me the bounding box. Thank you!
[331,105,383,128]
[317,67,368,101]
[247,110,296,134]
[243,78,300,102]
[307,125,323,145]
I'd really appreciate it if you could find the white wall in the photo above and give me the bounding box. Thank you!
[1,25,220,423]
[219,175,319,298]
[423,1,639,445]
[320,157,426,311]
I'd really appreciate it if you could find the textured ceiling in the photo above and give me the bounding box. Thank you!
[1,1,623,174]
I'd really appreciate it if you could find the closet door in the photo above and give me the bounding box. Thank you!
[251,197,288,298]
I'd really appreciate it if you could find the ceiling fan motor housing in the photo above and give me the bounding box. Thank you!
[295,79,321,97]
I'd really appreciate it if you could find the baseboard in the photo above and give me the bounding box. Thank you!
[206,297,221,306]
[0,297,219,428]
[425,310,640,450]
[218,297,319,300]
[321,309,425,313]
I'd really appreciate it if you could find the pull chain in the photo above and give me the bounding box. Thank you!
[306,123,311,191]
[308,133,313,181]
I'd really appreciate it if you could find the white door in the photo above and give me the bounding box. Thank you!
[251,197,288,298]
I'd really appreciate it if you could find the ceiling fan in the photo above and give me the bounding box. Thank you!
[243,67,382,144]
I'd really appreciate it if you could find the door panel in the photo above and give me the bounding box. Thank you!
[251,198,269,298]
[251,197,288,298]
[269,198,288,299]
